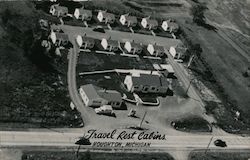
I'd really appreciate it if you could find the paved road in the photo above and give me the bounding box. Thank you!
[0,131,249,150]
[58,25,182,48]
[67,39,90,125]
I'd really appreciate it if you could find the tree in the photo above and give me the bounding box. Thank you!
[190,43,202,58]
[190,4,207,25]
[187,43,203,67]
[2,8,12,24]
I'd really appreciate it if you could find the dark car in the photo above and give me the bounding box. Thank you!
[93,26,105,33]
[214,139,227,147]
[75,137,91,145]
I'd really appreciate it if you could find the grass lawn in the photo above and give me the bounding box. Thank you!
[172,116,211,132]
[189,151,250,160]
[22,151,174,160]
[77,51,164,72]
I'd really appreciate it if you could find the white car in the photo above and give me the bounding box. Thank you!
[95,105,114,115]
[174,59,183,63]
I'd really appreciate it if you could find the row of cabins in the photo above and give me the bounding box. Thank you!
[77,35,166,57]
[49,4,179,33]
[49,30,185,59]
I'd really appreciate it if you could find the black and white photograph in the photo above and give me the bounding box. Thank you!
[0,0,250,160]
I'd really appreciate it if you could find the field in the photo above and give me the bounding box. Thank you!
[123,0,191,16]
[189,151,250,160]
[178,17,250,132]
[202,0,250,36]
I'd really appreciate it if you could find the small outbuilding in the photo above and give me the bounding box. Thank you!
[101,38,119,52]
[124,41,143,54]
[76,35,95,49]
[160,64,175,78]
[98,89,123,109]
[120,14,138,27]
[50,31,69,47]
[74,8,92,21]
[147,43,165,57]
[49,5,68,17]
[141,17,158,30]
[169,45,187,59]
[79,84,108,107]
[162,19,179,33]
[97,11,116,24]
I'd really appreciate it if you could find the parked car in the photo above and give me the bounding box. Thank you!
[93,26,105,33]
[95,105,114,116]
[214,139,227,147]
[75,137,91,145]
[174,59,183,63]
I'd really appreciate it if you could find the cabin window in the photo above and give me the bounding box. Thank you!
[93,100,101,104]
[134,86,139,90]
[151,87,156,91]
[62,40,68,45]
[143,86,149,92]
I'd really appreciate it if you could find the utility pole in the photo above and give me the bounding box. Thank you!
[76,144,81,158]
[187,55,195,68]
[205,136,213,154]
[185,79,194,95]
[139,111,147,128]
